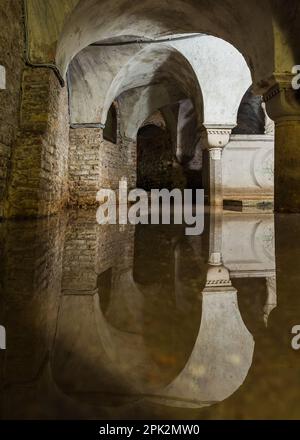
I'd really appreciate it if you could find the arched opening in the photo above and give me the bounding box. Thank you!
[103,102,118,144]
[136,111,186,191]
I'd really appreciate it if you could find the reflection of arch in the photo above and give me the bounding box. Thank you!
[52,273,175,402]
[52,263,254,410]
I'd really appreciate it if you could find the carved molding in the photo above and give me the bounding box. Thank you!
[201,125,233,150]
[263,75,300,123]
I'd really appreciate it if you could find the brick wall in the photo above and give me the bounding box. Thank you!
[69,127,102,207]
[100,136,137,190]
[6,68,69,217]
[0,0,24,217]
[69,128,137,207]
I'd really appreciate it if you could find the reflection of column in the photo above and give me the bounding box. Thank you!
[202,126,232,207]
[148,264,254,408]
[204,264,233,291]
[264,276,277,327]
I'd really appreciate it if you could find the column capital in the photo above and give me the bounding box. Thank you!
[263,74,300,123]
[201,125,234,151]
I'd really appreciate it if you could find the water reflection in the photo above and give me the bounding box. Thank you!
[0,209,300,419]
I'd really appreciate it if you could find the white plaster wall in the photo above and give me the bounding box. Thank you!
[222,134,274,201]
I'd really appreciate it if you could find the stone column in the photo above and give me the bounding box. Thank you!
[201,126,232,207]
[208,208,223,266]
[264,77,300,212]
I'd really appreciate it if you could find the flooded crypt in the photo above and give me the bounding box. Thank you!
[0,0,300,422]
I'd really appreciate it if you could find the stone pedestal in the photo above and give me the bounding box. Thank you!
[265,78,300,212]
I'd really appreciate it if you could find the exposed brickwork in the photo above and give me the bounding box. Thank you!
[69,128,137,207]
[100,136,137,190]
[69,128,102,207]
[0,0,24,217]
[6,67,69,217]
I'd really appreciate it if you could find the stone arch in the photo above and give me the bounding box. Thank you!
[101,43,204,128]
[52,0,276,90]
[68,35,251,131]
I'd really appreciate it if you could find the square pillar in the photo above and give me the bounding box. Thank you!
[6,67,69,218]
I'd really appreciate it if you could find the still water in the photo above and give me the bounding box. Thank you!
[0,208,300,420]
